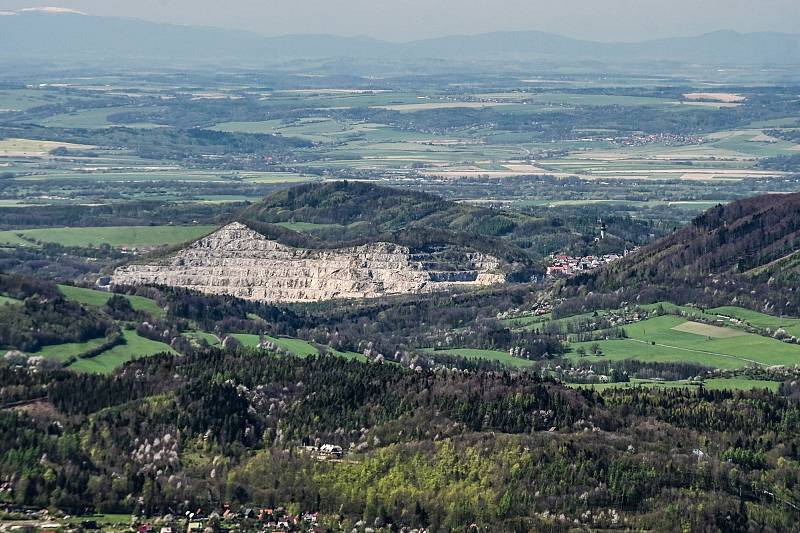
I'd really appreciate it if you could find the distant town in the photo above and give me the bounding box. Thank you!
[546,249,636,277]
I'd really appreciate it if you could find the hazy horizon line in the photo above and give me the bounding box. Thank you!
[4,7,799,44]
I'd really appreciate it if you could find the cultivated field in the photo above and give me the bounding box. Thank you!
[670,321,748,338]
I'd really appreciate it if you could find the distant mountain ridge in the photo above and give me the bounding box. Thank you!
[1,11,798,67]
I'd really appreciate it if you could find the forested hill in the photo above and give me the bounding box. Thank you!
[238,181,530,239]
[4,348,800,530]
[235,181,549,273]
[563,192,800,315]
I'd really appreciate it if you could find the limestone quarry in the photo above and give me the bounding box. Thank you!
[111,222,505,302]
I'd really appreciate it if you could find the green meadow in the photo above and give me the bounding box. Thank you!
[0,225,217,248]
[0,294,21,306]
[424,347,536,367]
[230,333,321,357]
[58,284,164,317]
[570,378,781,392]
[29,330,173,372]
[227,333,369,361]
[709,306,800,337]
[69,330,175,373]
[568,315,800,369]
[33,337,111,363]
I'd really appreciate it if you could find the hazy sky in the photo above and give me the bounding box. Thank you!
[4,1,800,41]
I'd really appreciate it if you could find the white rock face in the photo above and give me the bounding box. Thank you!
[112,222,505,302]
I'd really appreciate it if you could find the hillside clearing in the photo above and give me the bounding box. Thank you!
[569,315,800,369]
[670,321,748,338]
[69,330,175,373]
[58,284,164,317]
[424,348,536,367]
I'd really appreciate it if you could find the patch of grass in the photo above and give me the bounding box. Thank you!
[0,294,21,306]
[58,285,164,318]
[0,225,217,248]
[0,200,41,208]
[275,221,349,232]
[569,378,781,392]
[38,106,163,129]
[69,330,175,374]
[709,306,800,337]
[702,378,781,392]
[239,172,319,184]
[230,334,321,357]
[424,347,536,367]
[323,348,369,362]
[227,333,370,361]
[33,337,110,363]
[183,331,220,346]
[569,315,800,369]
[89,514,134,525]
[0,232,29,246]
[0,137,95,154]
[670,321,747,339]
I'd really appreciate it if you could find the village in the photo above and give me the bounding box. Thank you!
[545,250,633,277]
[0,500,436,533]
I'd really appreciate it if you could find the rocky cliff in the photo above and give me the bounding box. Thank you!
[111,223,505,302]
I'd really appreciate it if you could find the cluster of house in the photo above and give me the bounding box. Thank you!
[0,504,329,533]
[546,251,632,277]
[611,133,705,147]
[551,365,621,384]
[300,443,345,460]
[179,506,320,533]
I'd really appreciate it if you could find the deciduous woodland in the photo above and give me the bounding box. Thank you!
[4,350,800,531]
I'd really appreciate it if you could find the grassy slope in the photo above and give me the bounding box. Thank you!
[0,294,21,306]
[570,378,781,392]
[709,306,800,337]
[229,333,369,361]
[230,333,321,357]
[569,315,800,369]
[69,330,175,373]
[58,285,164,317]
[33,337,111,363]
[505,301,705,331]
[183,331,220,346]
[424,348,536,367]
[30,329,173,370]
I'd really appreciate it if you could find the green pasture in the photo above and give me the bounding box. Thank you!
[58,284,164,317]
[568,315,800,369]
[230,333,321,357]
[0,225,217,248]
[709,306,800,337]
[32,337,110,363]
[569,377,781,392]
[424,347,536,367]
[69,330,175,373]
[0,294,21,306]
